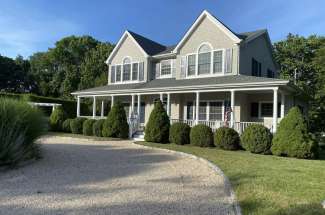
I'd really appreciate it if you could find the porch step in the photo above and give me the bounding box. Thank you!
[132,131,144,141]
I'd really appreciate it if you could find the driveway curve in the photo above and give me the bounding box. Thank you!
[0,135,237,215]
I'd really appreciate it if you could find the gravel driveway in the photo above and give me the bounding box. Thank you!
[0,135,237,215]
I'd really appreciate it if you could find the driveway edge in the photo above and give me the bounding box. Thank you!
[132,142,242,215]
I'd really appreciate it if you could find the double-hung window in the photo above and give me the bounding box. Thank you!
[187,54,196,76]
[213,50,223,73]
[252,58,262,77]
[198,44,212,75]
[122,58,131,81]
[198,102,208,120]
[209,101,223,120]
[160,60,172,77]
[132,63,139,80]
[116,65,122,82]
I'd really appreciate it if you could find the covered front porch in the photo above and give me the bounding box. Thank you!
[75,86,293,137]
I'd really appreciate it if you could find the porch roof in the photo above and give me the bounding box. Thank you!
[72,75,290,96]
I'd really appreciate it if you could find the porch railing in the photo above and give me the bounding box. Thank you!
[170,119,265,134]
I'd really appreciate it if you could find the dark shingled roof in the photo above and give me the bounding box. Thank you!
[128,30,166,55]
[73,75,288,95]
[237,29,267,41]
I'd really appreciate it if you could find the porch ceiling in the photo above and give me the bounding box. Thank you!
[72,75,289,96]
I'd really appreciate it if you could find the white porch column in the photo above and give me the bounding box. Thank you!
[160,93,163,102]
[130,94,135,118]
[101,100,104,117]
[77,96,80,117]
[137,94,141,119]
[92,96,96,119]
[273,88,278,133]
[195,91,200,125]
[281,93,285,118]
[230,90,235,128]
[111,95,114,108]
[167,93,171,116]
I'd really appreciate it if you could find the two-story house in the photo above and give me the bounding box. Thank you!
[72,10,307,138]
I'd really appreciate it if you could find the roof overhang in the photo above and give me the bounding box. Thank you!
[173,10,242,53]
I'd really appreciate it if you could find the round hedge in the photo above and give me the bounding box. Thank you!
[70,117,87,134]
[271,107,318,159]
[214,127,240,150]
[93,119,105,137]
[241,124,272,154]
[190,124,214,147]
[144,100,170,143]
[102,101,129,138]
[83,119,96,136]
[62,118,73,133]
[49,106,67,131]
[169,122,190,145]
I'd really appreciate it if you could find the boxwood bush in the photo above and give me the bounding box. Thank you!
[93,119,105,137]
[144,100,170,143]
[214,127,240,150]
[83,119,96,136]
[102,101,129,138]
[190,124,214,147]
[241,124,272,154]
[169,122,190,145]
[62,119,73,133]
[49,106,67,131]
[70,117,87,134]
[271,107,318,159]
[0,98,46,165]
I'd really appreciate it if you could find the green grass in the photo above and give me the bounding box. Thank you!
[46,132,122,141]
[137,142,325,215]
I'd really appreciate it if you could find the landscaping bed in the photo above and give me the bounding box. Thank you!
[136,141,325,215]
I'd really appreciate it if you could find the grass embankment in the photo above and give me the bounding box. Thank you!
[137,142,325,215]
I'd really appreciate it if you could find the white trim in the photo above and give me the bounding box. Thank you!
[173,10,241,53]
[111,59,142,85]
[186,99,224,121]
[158,59,173,78]
[72,84,285,96]
[105,31,149,64]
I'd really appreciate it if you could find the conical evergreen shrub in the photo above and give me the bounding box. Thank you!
[102,101,129,138]
[49,106,67,131]
[271,107,318,159]
[144,100,170,143]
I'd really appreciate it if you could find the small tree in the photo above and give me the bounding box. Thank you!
[144,100,170,143]
[49,106,67,131]
[102,101,129,138]
[271,107,318,159]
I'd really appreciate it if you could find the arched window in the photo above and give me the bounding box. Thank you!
[122,57,131,81]
[198,44,212,75]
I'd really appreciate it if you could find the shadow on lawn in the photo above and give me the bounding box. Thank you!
[272,203,325,215]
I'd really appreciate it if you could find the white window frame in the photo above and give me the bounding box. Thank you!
[185,100,224,121]
[256,101,281,119]
[159,59,173,78]
[185,42,225,78]
[110,56,143,84]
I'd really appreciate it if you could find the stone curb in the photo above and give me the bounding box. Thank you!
[132,142,242,215]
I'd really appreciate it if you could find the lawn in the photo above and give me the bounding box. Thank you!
[137,142,325,215]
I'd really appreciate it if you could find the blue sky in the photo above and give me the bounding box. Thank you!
[1,0,324,58]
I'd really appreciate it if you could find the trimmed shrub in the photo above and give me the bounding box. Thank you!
[0,98,46,165]
[93,119,105,137]
[83,119,96,136]
[49,106,67,131]
[102,101,129,138]
[62,119,73,133]
[241,124,272,154]
[271,107,318,159]
[190,124,214,147]
[144,100,170,143]
[169,122,190,145]
[214,127,240,150]
[70,117,87,134]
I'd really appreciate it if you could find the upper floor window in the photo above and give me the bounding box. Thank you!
[252,58,261,77]
[160,60,172,77]
[267,69,274,78]
[132,63,139,80]
[185,43,227,77]
[122,57,131,81]
[198,44,212,75]
[116,65,122,82]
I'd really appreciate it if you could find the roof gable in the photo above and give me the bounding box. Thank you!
[173,10,242,53]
